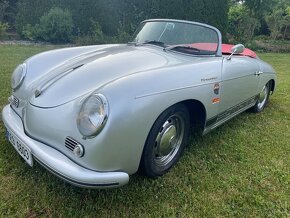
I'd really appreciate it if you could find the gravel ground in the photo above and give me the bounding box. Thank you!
[0,40,51,45]
[0,40,73,46]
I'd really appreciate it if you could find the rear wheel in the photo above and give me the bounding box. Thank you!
[140,104,190,178]
[251,82,271,113]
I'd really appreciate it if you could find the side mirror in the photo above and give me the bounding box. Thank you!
[227,44,245,60]
[231,44,245,54]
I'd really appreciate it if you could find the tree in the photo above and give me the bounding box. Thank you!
[265,2,290,40]
[243,0,278,17]
[39,7,74,43]
[284,6,290,39]
[15,0,52,34]
[14,0,229,43]
[0,0,9,38]
[228,4,260,42]
[2,0,18,29]
[0,0,8,22]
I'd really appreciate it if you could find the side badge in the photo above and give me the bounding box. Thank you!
[212,97,220,104]
[213,83,220,95]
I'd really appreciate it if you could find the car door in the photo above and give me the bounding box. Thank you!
[218,56,260,121]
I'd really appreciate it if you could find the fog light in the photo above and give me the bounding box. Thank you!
[73,144,84,157]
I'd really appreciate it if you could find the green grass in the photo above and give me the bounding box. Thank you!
[0,45,289,217]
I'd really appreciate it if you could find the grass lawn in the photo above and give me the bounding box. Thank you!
[0,45,289,217]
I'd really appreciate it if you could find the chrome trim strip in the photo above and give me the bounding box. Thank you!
[35,64,84,97]
[34,156,120,188]
[142,19,223,57]
[135,80,220,99]
[204,95,258,134]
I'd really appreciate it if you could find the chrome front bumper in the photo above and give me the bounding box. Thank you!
[1,105,129,188]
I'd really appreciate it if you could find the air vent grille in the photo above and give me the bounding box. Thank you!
[65,137,78,152]
[11,96,19,108]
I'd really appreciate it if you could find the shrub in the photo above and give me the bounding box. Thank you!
[90,21,105,44]
[38,7,73,43]
[22,24,40,41]
[74,22,133,46]
[74,21,118,45]
[0,22,9,39]
[116,26,131,43]
[245,39,290,53]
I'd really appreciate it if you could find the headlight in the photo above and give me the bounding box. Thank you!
[77,93,109,138]
[11,63,26,90]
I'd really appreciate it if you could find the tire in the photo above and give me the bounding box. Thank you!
[140,104,190,178]
[251,82,271,113]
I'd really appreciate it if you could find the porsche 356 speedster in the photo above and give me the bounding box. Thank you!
[2,19,276,188]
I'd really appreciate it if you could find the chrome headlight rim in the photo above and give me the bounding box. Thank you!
[77,93,109,139]
[11,63,27,90]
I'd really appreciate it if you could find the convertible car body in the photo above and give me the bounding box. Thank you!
[2,19,276,188]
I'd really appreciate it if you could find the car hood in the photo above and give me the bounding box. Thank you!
[17,44,191,108]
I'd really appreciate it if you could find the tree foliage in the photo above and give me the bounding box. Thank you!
[1,0,290,43]
[11,0,229,43]
[39,7,73,43]
[244,0,279,17]
[229,0,290,41]
[266,6,290,40]
[0,0,8,22]
[0,0,9,39]
[21,7,73,43]
[0,22,8,38]
[228,4,260,42]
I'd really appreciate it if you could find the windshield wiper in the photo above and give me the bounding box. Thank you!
[128,40,166,47]
[141,40,165,46]
[164,45,200,53]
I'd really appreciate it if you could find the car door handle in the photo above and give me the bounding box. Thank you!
[254,71,263,76]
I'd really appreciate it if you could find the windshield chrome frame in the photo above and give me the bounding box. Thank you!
[133,19,222,57]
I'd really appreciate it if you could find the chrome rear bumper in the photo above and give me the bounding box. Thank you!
[1,105,129,188]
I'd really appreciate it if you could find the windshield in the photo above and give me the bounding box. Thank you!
[131,20,219,55]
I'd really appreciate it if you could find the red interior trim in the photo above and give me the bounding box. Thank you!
[189,43,257,58]
[222,44,257,58]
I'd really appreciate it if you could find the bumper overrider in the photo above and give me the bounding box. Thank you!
[1,105,129,188]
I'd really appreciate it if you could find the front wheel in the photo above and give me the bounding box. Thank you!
[251,82,271,113]
[140,104,190,178]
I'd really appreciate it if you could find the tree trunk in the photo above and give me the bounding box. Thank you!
[283,25,288,40]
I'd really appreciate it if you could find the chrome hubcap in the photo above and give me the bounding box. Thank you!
[159,125,177,155]
[153,114,185,167]
[257,85,269,110]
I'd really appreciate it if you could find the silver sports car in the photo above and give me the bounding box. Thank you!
[2,19,276,188]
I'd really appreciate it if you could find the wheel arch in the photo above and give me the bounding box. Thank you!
[138,99,207,172]
[144,99,207,142]
[147,99,207,136]
[181,99,207,131]
[269,79,276,94]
